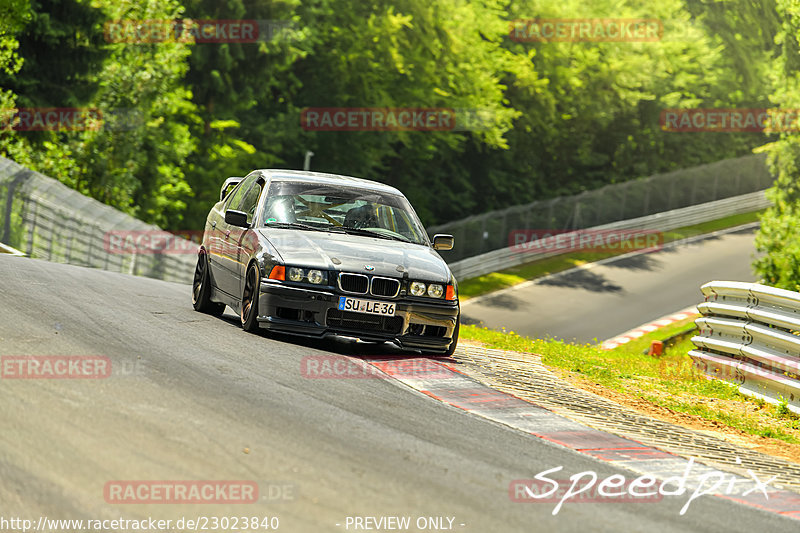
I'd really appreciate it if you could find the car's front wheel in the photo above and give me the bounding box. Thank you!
[192,251,225,316]
[241,263,261,332]
[443,314,460,357]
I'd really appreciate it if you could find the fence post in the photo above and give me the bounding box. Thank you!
[1,168,33,245]
[101,226,110,270]
[86,224,94,267]
[26,199,37,257]
[619,182,627,220]
[65,226,73,263]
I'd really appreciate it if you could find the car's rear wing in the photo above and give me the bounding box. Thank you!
[220,176,243,201]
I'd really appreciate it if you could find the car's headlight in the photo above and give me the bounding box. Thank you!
[282,266,327,285]
[409,281,447,299]
[288,267,304,282]
[410,281,427,296]
[427,284,444,298]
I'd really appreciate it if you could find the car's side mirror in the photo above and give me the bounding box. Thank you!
[432,234,454,251]
[220,177,243,201]
[225,209,249,228]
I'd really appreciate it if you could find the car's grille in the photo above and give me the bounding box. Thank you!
[338,273,400,298]
[370,277,400,297]
[326,310,403,334]
[339,273,369,294]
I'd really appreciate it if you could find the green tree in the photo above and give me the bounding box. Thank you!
[0,0,30,144]
[754,0,800,289]
[1,0,198,228]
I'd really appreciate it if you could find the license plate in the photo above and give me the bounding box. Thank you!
[338,296,396,316]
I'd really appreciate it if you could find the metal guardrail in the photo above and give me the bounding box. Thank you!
[0,242,25,256]
[430,153,773,262]
[0,157,195,284]
[690,281,800,415]
[447,190,770,280]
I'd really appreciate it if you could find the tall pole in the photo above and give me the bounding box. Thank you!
[303,151,314,171]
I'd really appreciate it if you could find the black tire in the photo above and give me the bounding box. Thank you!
[443,314,460,357]
[192,251,225,316]
[241,263,261,332]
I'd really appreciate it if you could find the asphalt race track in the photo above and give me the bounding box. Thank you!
[462,226,759,343]
[1,253,797,532]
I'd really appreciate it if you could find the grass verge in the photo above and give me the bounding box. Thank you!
[460,322,800,446]
[458,210,762,300]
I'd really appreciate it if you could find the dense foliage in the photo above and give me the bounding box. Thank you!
[0,0,787,239]
[753,0,800,290]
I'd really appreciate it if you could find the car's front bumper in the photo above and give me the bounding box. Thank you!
[256,280,458,351]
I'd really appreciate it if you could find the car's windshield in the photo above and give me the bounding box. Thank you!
[260,179,429,245]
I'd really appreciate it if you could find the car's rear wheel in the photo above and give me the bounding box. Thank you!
[241,263,260,332]
[192,251,225,316]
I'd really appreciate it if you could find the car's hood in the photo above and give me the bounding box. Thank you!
[258,228,451,282]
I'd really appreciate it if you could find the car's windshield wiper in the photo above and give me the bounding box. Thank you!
[264,222,325,232]
[329,226,412,243]
[267,222,414,243]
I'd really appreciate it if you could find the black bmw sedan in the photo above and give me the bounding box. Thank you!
[192,169,459,355]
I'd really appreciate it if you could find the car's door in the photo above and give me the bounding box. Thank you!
[213,172,260,297]
[232,176,266,296]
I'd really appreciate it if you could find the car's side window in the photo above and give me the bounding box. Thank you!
[237,179,265,225]
[225,173,259,211]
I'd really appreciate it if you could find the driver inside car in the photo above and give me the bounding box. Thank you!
[343,203,379,229]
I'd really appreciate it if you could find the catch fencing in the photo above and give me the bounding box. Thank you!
[430,153,773,265]
[445,190,770,280]
[0,157,195,283]
[690,281,800,414]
